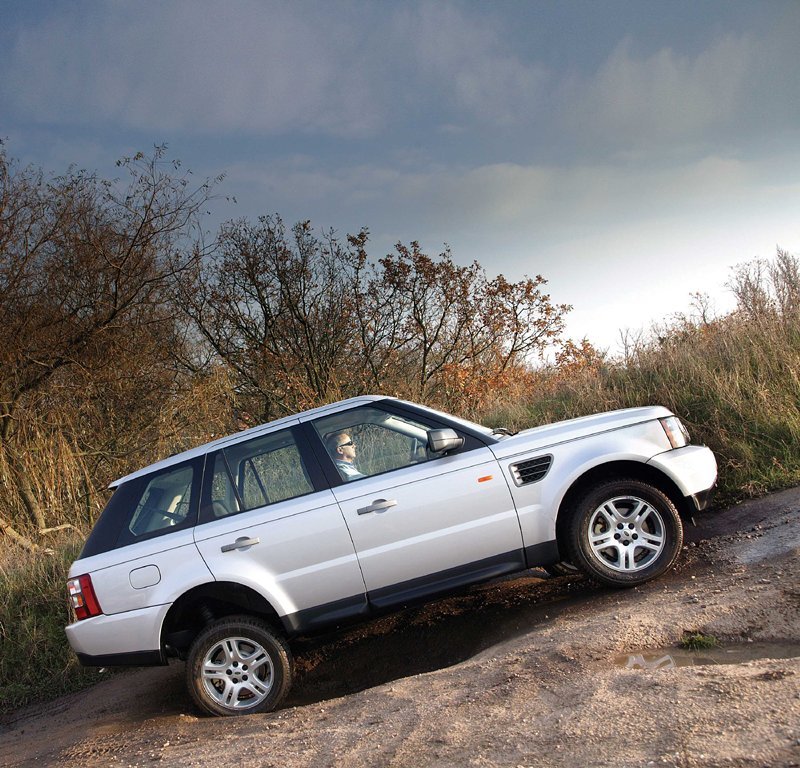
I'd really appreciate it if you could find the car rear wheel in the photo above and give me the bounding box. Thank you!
[186,615,293,716]
[566,479,683,587]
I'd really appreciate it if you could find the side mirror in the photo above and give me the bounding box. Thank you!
[427,428,465,454]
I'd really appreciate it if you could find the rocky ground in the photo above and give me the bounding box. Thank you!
[1,488,798,768]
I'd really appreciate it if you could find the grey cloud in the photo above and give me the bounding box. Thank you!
[222,152,784,246]
[7,0,796,171]
[559,16,800,154]
[393,2,549,125]
[2,0,551,137]
[562,34,752,145]
[2,0,386,137]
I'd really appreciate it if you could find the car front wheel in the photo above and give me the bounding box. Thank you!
[566,479,683,587]
[186,615,293,716]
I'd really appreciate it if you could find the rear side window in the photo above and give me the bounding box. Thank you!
[79,458,202,556]
[201,428,315,522]
[127,466,194,536]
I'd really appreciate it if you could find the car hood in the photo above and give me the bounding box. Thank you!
[490,405,672,459]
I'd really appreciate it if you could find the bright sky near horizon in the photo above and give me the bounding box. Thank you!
[2,0,799,352]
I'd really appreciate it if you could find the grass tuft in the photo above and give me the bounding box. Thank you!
[680,631,719,651]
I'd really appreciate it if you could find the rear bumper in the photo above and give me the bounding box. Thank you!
[65,603,167,667]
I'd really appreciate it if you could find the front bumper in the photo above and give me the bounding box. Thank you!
[690,487,715,512]
[646,444,718,507]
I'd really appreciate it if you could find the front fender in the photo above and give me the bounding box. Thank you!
[500,419,674,550]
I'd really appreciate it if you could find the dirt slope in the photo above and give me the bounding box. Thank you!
[1,489,799,768]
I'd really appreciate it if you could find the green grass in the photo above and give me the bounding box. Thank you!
[680,631,719,651]
[0,538,106,713]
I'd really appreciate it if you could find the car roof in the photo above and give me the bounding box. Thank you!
[111,395,389,487]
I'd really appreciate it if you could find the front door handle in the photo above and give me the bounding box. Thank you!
[221,536,260,553]
[357,498,398,515]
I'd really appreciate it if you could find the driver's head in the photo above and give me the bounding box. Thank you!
[325,431,356,463]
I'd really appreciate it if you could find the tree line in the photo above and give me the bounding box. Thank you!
[0,147,571,547]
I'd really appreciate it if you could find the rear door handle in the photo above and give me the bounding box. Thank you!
[221,536,260,553]
[357,498,398,515]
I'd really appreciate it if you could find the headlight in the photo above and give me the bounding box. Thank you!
[659,416,690,448]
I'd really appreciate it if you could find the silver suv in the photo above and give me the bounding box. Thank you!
[66,396,717,716]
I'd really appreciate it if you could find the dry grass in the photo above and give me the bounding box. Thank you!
[0,534,106,713]
[482,251,800,505]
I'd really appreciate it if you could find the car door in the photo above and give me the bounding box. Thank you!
[307,404,525,608]
[193,424,369,633]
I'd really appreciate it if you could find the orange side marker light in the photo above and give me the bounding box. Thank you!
[477,475,493,483]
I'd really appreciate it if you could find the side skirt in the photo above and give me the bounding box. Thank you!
[76,649,165,667]
[281,547,561,635]
[368,550,527,610]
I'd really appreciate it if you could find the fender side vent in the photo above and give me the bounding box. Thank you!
[510,455,553,486]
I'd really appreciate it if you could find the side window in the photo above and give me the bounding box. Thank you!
[125,464,196,539]
[312,406,442,483]
[205,429,315,520]
[208,454,242,519]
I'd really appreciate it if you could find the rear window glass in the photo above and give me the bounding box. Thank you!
[79,458,201,556]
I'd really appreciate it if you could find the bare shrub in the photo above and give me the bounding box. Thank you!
[178,218,571,422]
[0,147,218,541]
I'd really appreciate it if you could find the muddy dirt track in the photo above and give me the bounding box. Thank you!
[1,489,799,767]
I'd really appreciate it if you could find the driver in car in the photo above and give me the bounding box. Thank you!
[325,431,365,481]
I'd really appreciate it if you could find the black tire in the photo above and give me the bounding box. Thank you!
[565,479,683,587]
[186,615,293,717]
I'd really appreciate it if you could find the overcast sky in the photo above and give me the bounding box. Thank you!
[2,0,799,351]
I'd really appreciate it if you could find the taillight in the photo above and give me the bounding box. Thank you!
[67,574,103,620]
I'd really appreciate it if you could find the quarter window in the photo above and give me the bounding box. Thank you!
[126,465,195,538]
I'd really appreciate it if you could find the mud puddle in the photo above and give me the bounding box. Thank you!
[616,641,800,670]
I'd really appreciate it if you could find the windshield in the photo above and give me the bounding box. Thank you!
[397,400,496,439]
